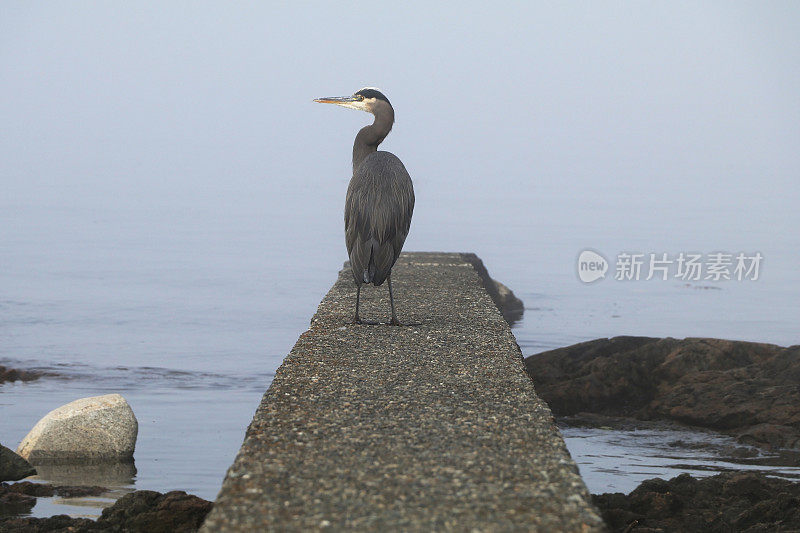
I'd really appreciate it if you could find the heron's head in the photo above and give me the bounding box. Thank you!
[314,87,392,115]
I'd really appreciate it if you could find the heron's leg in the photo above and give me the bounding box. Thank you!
[354,284,362,324]
[388,275,402,326]
[388,276,420,326]
[354,284,379,325]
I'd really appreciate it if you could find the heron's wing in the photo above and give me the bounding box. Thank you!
[345,152,414,286]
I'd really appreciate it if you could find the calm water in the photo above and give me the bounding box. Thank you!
[1,195,798,517]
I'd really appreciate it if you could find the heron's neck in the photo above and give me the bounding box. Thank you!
[352,107,394,172]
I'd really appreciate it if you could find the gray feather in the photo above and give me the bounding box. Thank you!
[345,150,415,286]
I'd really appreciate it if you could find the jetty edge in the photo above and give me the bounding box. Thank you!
[201,252,604,532]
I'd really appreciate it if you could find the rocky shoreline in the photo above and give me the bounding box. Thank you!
[5,471,799,532]
[593,471,800,532]
[0,485,212,532]
[1,373,215,532]
[524,336,800,451]
[0,482,107,517]
[524,336,800,530]
[5,334,800,531]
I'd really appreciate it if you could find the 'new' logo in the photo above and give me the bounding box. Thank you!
[577,250,608,283]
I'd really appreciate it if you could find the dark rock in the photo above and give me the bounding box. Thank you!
[3,481,106,499]
[53,486,106,498]
[0,445,36,482]
[593,472,800,532]
[0,366,42,385]
[0,514,97,532]
[491,280,524,321]
[4,482,54,497]
[0,482,108,522]
[461,253,524,325]
[97,490,212,532]
[737,423,800,450]
[0,489,212,532]
[525,336,800,449]
[0,484,36,518]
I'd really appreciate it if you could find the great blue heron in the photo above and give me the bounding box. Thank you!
[315,88,415,326]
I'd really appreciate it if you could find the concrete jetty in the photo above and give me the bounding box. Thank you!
[201,253,604,532]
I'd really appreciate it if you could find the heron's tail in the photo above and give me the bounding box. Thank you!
[363,241,377,284]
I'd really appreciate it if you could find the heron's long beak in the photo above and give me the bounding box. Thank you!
[314,96,358,105]
[314,95,368,112]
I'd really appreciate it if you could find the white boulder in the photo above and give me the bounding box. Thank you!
[17,394,138,464]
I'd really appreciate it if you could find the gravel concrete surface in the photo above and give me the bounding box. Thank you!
[201,253,604,532]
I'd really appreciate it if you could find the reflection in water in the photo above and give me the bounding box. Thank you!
[0,463,137,519]
[32,462,137,487]
[16,463,138,519]
[29,490,124,520]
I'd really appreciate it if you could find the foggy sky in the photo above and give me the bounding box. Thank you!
[2,2,799,294]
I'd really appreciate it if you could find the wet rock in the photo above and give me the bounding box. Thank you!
[737,423,800,450]
[492,280,524,322]
[461,253,525,325]
[17,394,138,464]
[525,336,800,449]
[1,481,107,500]
[98,490,213,532]
[593,471,800,532]
[53,485,107,498]
[0,485,36,518]
[0,445,35,482]
[3,481,54,497]
[0,514,96,532]
[0,366,42,385]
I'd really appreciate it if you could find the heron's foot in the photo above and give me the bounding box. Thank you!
[354,317,380,325]
[390,318,420,327]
